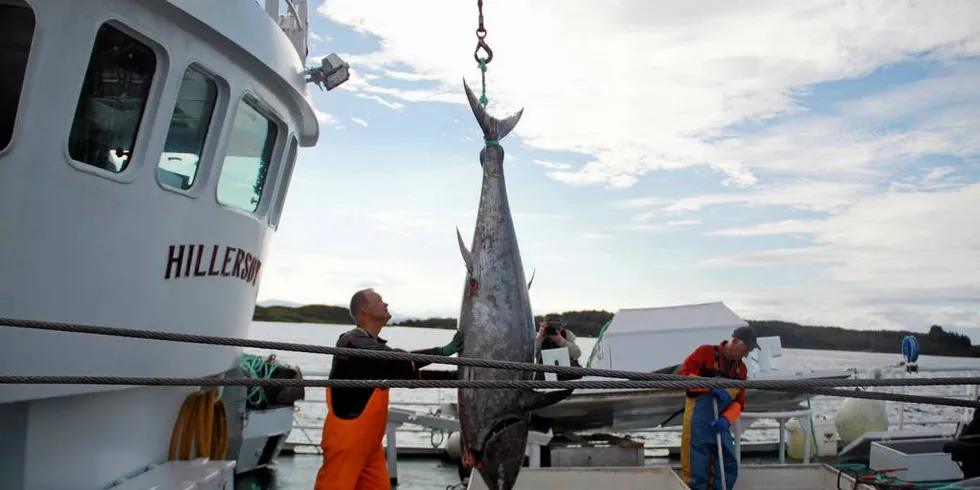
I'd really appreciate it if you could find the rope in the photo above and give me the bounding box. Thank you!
[1,376,978,408]
[476,57,500,147]
[6,317,978,391]
[240,354,277,408]
[168,388,228,461]
[831,463,969,490]
[478,57,490,106]
[2,317,980,396]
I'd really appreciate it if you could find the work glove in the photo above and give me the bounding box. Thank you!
[710,416,731,435]
[437,330,464,356]
[711,387,732,407]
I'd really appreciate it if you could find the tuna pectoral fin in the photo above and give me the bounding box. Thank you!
[518,388,574,413]
[527,268,536,290]
[456,227,475,274]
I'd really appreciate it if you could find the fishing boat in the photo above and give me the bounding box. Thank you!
[2,1,978,489]
[0,0,346,488]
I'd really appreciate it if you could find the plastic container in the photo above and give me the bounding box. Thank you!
[787,414,839,460]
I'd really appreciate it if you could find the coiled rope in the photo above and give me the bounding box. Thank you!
[240,354,277,408]
[2,317,979,408]
[168,388,229,461]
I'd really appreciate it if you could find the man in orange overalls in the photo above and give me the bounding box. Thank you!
[314,288,464,490]
[679,326,758,490]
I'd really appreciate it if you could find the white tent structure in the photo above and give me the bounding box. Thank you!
[586,301,749,374]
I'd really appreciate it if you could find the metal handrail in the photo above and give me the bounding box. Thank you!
[284,364,980,451]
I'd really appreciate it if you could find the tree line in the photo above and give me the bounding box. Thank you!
[253,304,979,357]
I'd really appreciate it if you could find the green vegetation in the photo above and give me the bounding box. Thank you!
[253,304,354,325]
[253,304,979,357]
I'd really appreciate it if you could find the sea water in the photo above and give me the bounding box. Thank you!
[247,321,980,450]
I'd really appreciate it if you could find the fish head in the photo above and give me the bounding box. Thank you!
[473,415,529,490]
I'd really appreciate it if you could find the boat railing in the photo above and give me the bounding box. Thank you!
[858,364,980,431]
[282,363,980,454]
[285,369,458,453]
[258,0,310,62]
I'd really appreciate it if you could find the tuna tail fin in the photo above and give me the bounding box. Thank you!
[463,77,523,142]
[517,388,574,413]
[527,268,536,291]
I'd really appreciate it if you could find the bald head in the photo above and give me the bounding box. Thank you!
[349,288,373,324]
[348,288,391,332]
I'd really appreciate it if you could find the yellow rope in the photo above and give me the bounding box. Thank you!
[169,388,229,460]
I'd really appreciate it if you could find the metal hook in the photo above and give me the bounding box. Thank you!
[474,38,494,64]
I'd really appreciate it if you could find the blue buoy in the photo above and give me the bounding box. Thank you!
[902,335,919,364]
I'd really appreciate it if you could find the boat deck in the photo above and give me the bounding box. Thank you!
[251,453,866,490]
[241,454,462,490]
[465,465,875,490]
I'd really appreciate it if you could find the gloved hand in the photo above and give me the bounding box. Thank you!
[710,416,731,435]
[438,330,464,356]
[711,387,732,407]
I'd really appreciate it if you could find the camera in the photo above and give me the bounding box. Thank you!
[544,325,559,336]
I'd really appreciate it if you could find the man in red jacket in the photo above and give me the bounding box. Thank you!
[679,326,758,490]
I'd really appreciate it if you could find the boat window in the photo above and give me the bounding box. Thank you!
[158,66,218,190]
[216,97,278,213]
[0,3,36,152]
[68,23,157,173]
[270,136,299,228]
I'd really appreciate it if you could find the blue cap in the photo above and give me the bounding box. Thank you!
[733,326,759,350]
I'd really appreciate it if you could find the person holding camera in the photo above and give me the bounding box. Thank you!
[528,313,583,442]
[534,313,582,369]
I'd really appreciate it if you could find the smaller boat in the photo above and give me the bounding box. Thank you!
[532,302,853,432]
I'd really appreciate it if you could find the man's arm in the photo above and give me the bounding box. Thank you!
[678,345,712,395]
[340,332,421,379]
[721,364,748,423]
[560,330,582,361]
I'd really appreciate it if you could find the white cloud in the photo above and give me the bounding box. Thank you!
[533,159,572,170]
[316,0,980,190]
[625,179,874,219]
[356,93,406,110]
[367,210,445,235]
[351,117,369,127]
[312,107,339,126]
[258,249,428,306]
[706,220,820,237]
[696,183,980,328]
[275,1,980,332]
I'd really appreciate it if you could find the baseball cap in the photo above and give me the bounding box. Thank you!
[733,326,760,350]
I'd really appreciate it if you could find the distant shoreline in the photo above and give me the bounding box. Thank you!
[253,303,979,358]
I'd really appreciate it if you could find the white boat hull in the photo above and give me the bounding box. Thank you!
[534,370,852,432]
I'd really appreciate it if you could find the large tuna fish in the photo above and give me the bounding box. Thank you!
[454,78,573,490]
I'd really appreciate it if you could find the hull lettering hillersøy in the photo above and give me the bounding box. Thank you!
[164,244,261,285]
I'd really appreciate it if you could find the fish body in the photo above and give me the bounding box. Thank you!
[454,79,572,490]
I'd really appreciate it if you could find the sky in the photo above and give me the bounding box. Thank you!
[255,0,980,335]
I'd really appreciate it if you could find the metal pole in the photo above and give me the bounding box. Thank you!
[714,398,727,490]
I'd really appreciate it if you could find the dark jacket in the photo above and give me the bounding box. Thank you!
[328,328,455,419]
